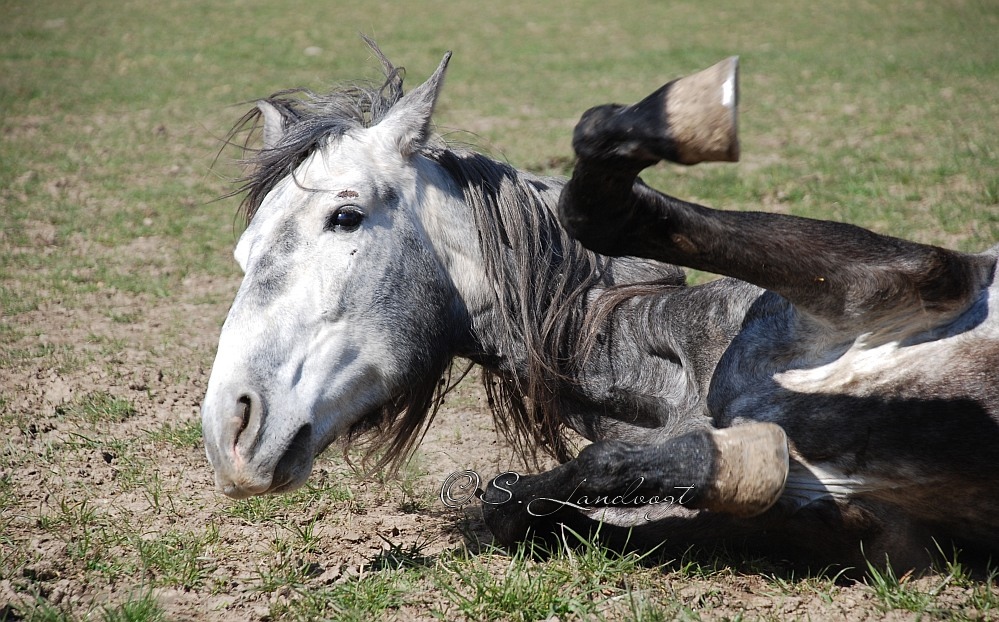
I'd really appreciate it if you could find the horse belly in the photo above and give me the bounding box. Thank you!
[772,329,999,403]
[711,298,999,515]
[716,285,999,419]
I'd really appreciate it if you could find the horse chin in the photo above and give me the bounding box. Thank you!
[269,459,313,495]
[214,453,314,499]
[219,421,319,499]
[267,476,309,496]
[246,405,385,500]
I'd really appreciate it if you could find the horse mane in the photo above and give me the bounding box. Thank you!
[430,147,607,464]
[224,41,680,472]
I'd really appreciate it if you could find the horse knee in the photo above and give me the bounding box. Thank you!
[574,439,633,475]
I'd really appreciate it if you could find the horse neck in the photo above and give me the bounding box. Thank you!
[420,150,590,370]
[421,149,692,430]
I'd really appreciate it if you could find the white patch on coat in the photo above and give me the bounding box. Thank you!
[774,286,999,397]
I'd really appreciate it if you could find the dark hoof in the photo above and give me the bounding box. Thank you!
[480,472,534,547]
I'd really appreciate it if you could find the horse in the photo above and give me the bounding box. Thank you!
[201,40,999,573]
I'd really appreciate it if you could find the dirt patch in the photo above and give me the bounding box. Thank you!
[0,113,993,622]
[2,229,995,622]
[0,223,512,618]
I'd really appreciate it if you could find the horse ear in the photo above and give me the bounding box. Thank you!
[257,100,286,151]
[377,50,452,157]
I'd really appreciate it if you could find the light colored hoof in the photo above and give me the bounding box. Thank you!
[666,56,740,164]
[704,422,789,517]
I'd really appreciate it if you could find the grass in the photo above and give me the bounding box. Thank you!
[55,391,136,424]
[99,591,166,622]
[261,530,676,621]
[134,528,218,589]
[864,557,936,614]
[270,571,415,622]
[144,419,203,449]
[14,590,166,622]
[437,549,614,620]
[221,473,354,524]
[1,0,998,619]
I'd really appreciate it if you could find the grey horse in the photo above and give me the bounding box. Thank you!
[201,40,999,572]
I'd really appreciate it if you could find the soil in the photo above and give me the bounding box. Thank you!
[1,214,994,621]
[0,249,526,619]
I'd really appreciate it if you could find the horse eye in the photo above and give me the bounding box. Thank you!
[326,207,364,232]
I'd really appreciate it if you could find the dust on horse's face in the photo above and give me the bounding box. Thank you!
[201,56,461,498]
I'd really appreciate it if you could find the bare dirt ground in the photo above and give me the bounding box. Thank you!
[2,219,996,621]
[0,232,528,619]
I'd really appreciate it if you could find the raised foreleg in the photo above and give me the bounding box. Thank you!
[557,75,994,332]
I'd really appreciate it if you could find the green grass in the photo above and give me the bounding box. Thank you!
[270,570,415,622]
[864,557,936,613]
[134,528,217,590]
[145,419,203,449]
[99,591,166,622]
[13,590,165,622]
[55,391,136,424]
[368,534,437,572]
[221,472,354,524]
[260,531,678,621]
[2,0,998,619]
[436,530,667,621]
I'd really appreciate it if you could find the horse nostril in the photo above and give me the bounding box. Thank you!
[230,390,264,455]
[235,394,253,441]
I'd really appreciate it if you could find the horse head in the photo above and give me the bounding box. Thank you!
[201,51,474,498]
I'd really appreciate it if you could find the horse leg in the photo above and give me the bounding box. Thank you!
[480,426,953,573]
[481,422,788,546]
[557,91,995,332]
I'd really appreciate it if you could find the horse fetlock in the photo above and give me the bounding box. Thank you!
[571,104,665,170]
[703,422,789,517]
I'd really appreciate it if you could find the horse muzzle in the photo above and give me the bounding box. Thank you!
[202,387,315,499]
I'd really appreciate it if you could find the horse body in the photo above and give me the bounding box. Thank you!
[552,85,999,566]
[711,283,999,533]
[202,41,999,571]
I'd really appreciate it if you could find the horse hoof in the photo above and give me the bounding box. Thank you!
[662,56,740,165]
[569,57,740,170]
[480,472,534,547]
[704,422,789,517]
